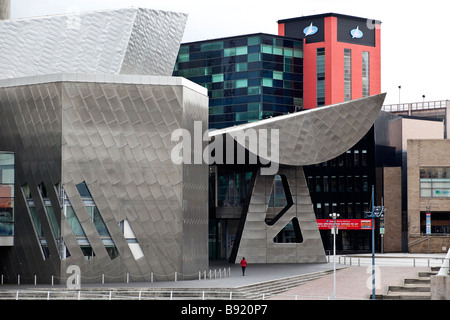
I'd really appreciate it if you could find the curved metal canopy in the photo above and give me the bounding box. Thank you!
[209,93,386,166]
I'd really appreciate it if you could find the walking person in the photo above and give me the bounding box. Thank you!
[240,257,247,276]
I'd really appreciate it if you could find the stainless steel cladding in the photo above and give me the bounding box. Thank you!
[0,74,209,283]
[0,8,187,79]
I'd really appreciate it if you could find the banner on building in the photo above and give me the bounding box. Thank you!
[317,219,372,230]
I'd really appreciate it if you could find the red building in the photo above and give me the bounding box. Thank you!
[278,13,381,109]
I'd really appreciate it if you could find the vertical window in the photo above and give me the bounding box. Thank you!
[22,184,50,259]
[354,150,360,166]
[344,49,352,101]
[76,182,119,260]
[119,220,144,260]
[362,51,370,97]
[323,176,329,192]
[316,48,326,107]
[0,153,14,237]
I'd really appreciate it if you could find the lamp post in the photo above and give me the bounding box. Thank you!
[365,185,384,300]
[329,212,339,300]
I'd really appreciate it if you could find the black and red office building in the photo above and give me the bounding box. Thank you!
[278,13,381,109]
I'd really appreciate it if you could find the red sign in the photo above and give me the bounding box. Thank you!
[317,219,372,230]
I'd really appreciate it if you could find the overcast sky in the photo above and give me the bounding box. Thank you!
[9,0,450,105]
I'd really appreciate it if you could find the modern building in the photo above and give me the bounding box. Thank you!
[174,33,304,129]
[174,13,389,259]
[0,8,210,284]
[278,13,381,108]
[408,140,450,253]
[0,6,390,284]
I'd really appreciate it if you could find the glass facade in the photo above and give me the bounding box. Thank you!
[420,167,450,198]
[61,182,119,260]
[344,49,352,101]
[304,129,375,252]
[362,51,370,97]
[0,153,14,237]
[174,34,303,129]
[316,48,326,107]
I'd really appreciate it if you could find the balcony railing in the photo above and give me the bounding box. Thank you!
[382,100,448,113]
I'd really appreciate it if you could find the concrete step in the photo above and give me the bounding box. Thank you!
[374,267,438,300]
[235,270,334,299]
[0,269,334,300]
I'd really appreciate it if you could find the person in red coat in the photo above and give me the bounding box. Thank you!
[240,257,247,276]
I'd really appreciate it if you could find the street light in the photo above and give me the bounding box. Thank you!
[365,185,384,300]
[329,212,339,300]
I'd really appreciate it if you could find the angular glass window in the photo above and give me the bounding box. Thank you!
[76,182,119,260]
[22,184,50,260]
[38,182,60,244]
[119,219,144,260]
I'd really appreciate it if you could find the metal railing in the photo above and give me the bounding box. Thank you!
[382,100,448,113]
[327,254,447,268]
[0,288,366,301]
[0,267,231,286]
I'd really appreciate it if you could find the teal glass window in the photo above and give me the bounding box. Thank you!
[248,86,260,95]
[212,74,224,83]
[248,36,260,46]
[262,78,273,87]
[178,53,189,63]
[236,79,248,88]
[236,63,247,72]
[247,53,260,62]
[201,41,224,51]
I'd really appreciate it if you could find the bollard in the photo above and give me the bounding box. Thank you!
[102,274,105,284]
[51,275,54,286]
[127,273,129,284]
[17,275,20,285]
[34,275,37,286]
[151,272,154,283]
[175,272,177,282]
[199,271,201,281]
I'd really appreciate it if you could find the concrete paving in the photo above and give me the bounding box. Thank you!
[1,253,446,300]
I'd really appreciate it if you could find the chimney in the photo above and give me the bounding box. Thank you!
[0,0,11,20]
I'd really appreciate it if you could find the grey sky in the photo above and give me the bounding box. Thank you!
[9,0,450,104]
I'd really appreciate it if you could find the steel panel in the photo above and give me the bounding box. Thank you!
[0,75,208,283]
[0,8,187,79]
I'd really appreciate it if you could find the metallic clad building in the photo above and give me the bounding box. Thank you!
[0,8,187,79]
[0,75,209,283]
[0,7,387,283]
[0,9,209,284]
